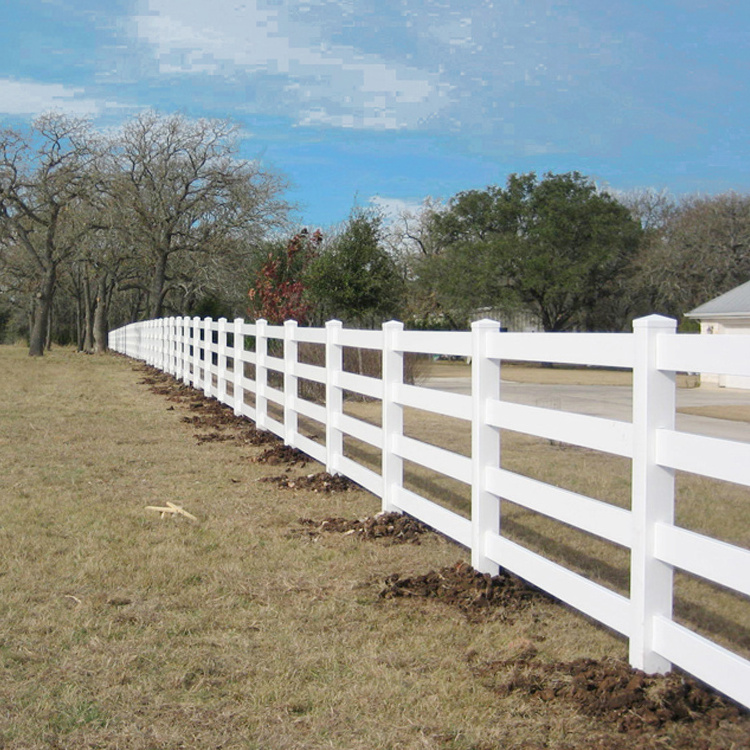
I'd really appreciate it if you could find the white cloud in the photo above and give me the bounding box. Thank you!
[133,0,448,130]
[428,16,475,48]
[0,79,102,117]
[368,195,425,222]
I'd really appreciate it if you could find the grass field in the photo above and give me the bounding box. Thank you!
[0,346,747,749]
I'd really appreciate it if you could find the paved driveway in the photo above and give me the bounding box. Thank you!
[424,378,750,443]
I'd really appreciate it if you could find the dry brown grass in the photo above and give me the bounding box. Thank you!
[0,345,747,749]
[678,404,750,423]
[423,360,703,388]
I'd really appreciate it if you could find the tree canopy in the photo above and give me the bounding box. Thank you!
[0,114,103,355]
[2,118,748,352]
[0,111,291,354]
[303,209,405,327]
[413,172,643,331]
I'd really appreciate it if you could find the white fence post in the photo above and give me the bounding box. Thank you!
[471,319,501,575]
[203,317,213,398]
[325,320,344,475]
[233,317,245,417]
[164,318,170,371]
[146,320,151,363]
[217,317,228,403]
[284,320,299,448]
[630,314,677,674]
[177,316,187,382]
[172,317,180,375]
[382,320,404,514]
[149,320,155,365]
[155,319,163,369]
[191,316,202,389]
[167,317,176,376]
[179,317,190,385]
[170,317,177,377]
[256,318,268,431]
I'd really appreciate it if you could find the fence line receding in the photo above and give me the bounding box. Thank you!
[109,314,750,710]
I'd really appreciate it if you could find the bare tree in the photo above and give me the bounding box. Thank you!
[615,187,677,233]
[631,191,750,320]
[0,114,102,355]
[111,111,290,319]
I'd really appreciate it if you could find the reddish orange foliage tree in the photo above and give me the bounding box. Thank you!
[247,229,322,324]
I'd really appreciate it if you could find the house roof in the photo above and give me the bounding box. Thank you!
[685,279,750,318]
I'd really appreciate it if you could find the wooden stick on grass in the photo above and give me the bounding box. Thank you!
[146,501,198,521]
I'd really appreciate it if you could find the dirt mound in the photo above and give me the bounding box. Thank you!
[262,471,360,493]
[185,398,249,428]
[194,431,237,445]
[379,560,749,745]
[380,560,548,619]
[238,427,281,446]
[253,444,310,467]
[297,511,432,543]
[476,652,748,748]
[135,365,289,449]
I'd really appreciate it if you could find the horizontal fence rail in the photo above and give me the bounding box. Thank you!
[109,314,750,710]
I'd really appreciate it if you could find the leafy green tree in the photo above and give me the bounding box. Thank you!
[418,172,642,331]
[305,209,405,327]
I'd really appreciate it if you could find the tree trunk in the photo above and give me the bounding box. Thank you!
[148,252,168,319]
[45,295,54,351]
[76,292,84,351]
[82,275,94,352]
[29,267,56,357]
[93,276,109,353]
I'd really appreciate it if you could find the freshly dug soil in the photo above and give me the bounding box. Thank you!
[380,560,549,618]
[297,511,432,543]
[194,431,237,445]
[480,654,742,727]
[262,471,360,493]
[377,560,749,747]
[477,652,749,749]
[380,561,749,747]
[253,444,310,467]
[138,366,280,446]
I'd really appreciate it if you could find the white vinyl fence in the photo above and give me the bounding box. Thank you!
[109,314,750,709]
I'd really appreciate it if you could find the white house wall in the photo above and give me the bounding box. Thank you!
[699,319,750,389]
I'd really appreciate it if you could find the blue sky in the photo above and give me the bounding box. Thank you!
[1,0,748,227]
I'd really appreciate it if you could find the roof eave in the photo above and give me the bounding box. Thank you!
[684,311,750,319]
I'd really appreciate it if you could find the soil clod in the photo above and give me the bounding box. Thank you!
[297,511,432,543]
[253,444,310,467]
[380,560,549,619]
[262,471,359,493]
[477,654,747,742]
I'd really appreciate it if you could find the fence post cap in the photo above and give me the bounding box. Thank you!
[632,314,676,330]
[471,318,501,330]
